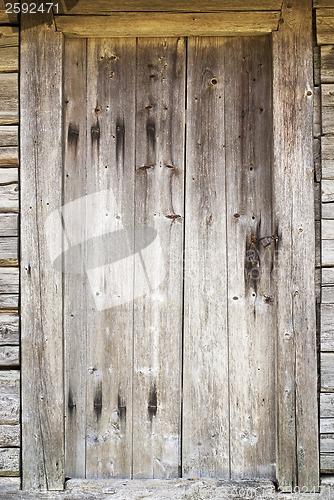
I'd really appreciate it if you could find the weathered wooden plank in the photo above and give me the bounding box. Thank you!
[55,12,280,37]
[316,0,334,7]
[272,0,319,490]
[323,219,334,239]
[62,38,87,480]
[58,0,283,13]
[315,182,321,221]
[322,240,334,266]
[321,304,334,351]
[0,425,19,447]
[316,267,321,302]
[320,419,334,433]
[321,454,334,473]
[316,221,321,267]
[0,370,19,425]
[321,433,334,454]
[322,136,334,179]
[0,268,18,294]
[321,45,334,83]
[0,46,18,72]
[0,185,18,213]
[322,179,334,203]
[317,9,334,45]
[224,36,275,480]
[0,168,17,183]
[183,37,229,479]
[322,286,334,303]
[322,268,334,284]
[322,202,334,218]
[0,448,19,476]
[313,86,321,138]
[0,346,18,366]
[0,27,18,48]
[132,37,185,479]
[0,127,17,148]
[0,314,18,345]
[0,74,18,125]
[322,84,334,134]
[0,148,18,167]
[21,8,64,490]
[314,138,321,182]
[84,38,136,479]
[320,393,334,417]
[321,352,334,391]
[0,237,18,266]
[0,214,17,237]
[314,46,321,87]
[0,477,19,492]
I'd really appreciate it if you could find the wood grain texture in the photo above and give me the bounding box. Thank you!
[317,9,334,45]
[55,12,280,38]
[0,237,18,266]
[0,314,18,345]
[322,179,334,203]
[84,38,136,479]
[321,353,334,391]
[63,37,87,480]
[0,148,18,167]
[0,74,18,125]
[321,84,334,134]
[183,37,229,479]
[224,36,275,480]
[272,0,319,491]
[315,0,334,6]
[0,448,19,476]
[321,45,334,83]
[322,136,334,179]
[314,138,321,182]
[0,127,18,147]
[323,286,334,303]
[323,202,334,218]
[0,425,19,447]
[320,454,334,473]
[0,269,18,294]
[21,8,64,490]
[320,419,334,433]
[0,27,18,48]
[0,346,18,366]
[0,370,19,425]
[321,304,334,351]
[0,46,18,72]
[313,86,321,138]
[132,37,185,480]
[320,393,334,417]
[58,0,283,13]
[323,239,334,266]
[323,268,334,284]
[0,295,17,310]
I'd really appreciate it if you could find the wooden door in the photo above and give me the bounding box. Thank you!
[61,35,275,481]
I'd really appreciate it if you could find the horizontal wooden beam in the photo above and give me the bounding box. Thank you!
[55,12,280,37]
[0,424,19,447]
[0,314,19,345]
[58,0,282,13]
[0,127,18,147]
[320,393,334,417]
[0,74,18,125]
[317,9,334,45]
[315,0,334,8]
[0,447,19,476]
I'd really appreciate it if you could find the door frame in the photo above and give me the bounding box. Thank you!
[20,0,318,492]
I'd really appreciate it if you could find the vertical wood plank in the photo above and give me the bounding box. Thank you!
[20,9,64,491]
[85,38,136,478]
[183,37,229,478]
[132,38,185,479]
[224,36,275,480]
[63,37,88,479]
[272,0,319,491]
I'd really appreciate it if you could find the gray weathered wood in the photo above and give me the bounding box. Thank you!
[320,393,334,417]
[0,148,19,167]
[55,12,280,37]
[321,434,334,455]
[0,269,18,294]
[315,182,321,221]
[0,214,17,237]
[322,203,334,219]
[0,127,18,147]
[132,37,185,479]
[320,454,334,473]
[272,0,319,490]
[321,304,334,351]
[317,9,334,45]
[0,425,19,447]
[0,346,19,366]
[0,74,18,125]
[0,477,20,492]
[321,45,334,83]
[322,179,334,203]
[224,36,275,480]
[314,138,321,182]
[313,86,321,138]
[323,268,334,284]
[183,37,229,479]
[58,0,283,13]
[0,448,19,476]
[321,352,334,391]
[0,168,17,183]
[21,8,65,490]
[0,184,18,212]
[322,84,334,134]
[316,221,321,267]
[322,286,334,303]
[320,419,334,433]
[84,37,136,479]
[322,239,334,266]
[322,136,334,179]
[0,370,19,425]
[62,37,87,480]
[0,237,18,266]
[0,295,18,310]
[0,314,18,345]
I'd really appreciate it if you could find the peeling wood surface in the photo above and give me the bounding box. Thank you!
[272,0,319,491]
[57,0,283,13]
[21,8,65,490]
[0,314,18,345]
[0,74,18,125]
[55,12,280,38]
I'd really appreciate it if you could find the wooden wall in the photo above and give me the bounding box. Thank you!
[315,0,334,474]
[0,0,20,483]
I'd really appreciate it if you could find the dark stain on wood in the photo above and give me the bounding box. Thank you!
[146,118,156,166]
[117,393,126,421]
[68,387,76,413]
[148,383,157,422]
[93,381,102,420]
[67,124,79,152]
[116,118,125,169]
[91,123,100,141]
